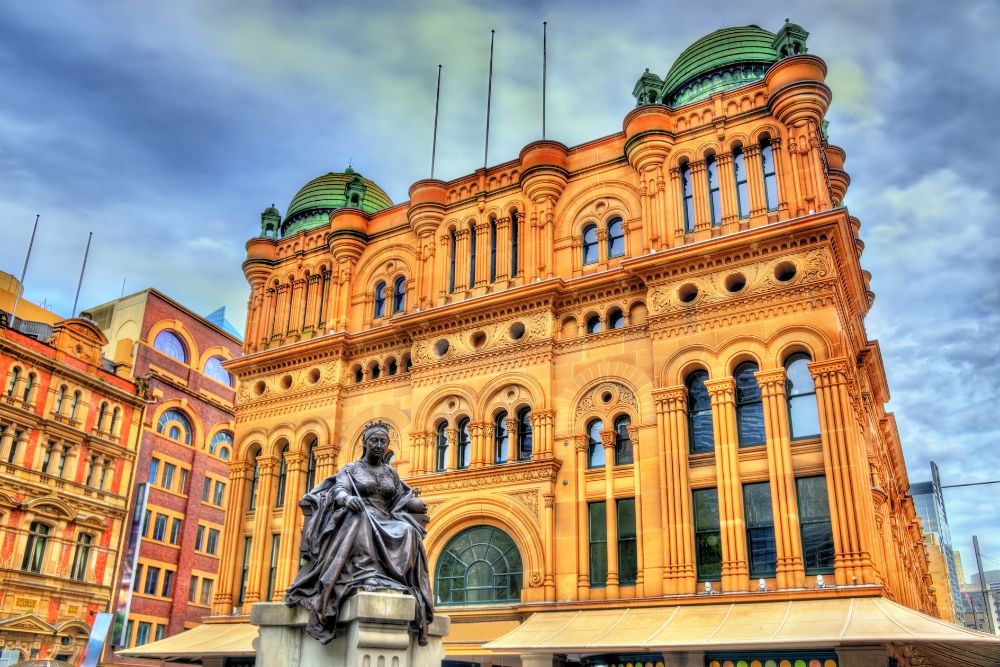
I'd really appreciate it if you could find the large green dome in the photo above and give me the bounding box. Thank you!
[281,168,393,237]
[632,22,808,109]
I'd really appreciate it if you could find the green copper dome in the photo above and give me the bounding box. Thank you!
[281,167,393,237]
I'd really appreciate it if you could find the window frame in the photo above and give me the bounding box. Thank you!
[606,217,625,259]
[734,362,766,447]
[582,224,599,265]
[786,353,820,440]
[586,419,605,469]
[743,482,777,578]
[693,487,722,582]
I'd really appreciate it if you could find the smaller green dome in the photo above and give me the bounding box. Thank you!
[282,169,393,237]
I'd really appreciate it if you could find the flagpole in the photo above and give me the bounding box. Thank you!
[483,29,495,174]
[431,64,442,179]
[542,21,547,140]
[72,232,93,317]
[10,214,40,326]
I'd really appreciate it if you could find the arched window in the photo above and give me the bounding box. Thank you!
[516,407,532,461]
[760,138,779,211]
[435,423,449,472]
[392,276,406,314]
[613,414,633,465]
[734,362,765,447]
[585,315,602,335]
[607,217,625,258]
[275,445,289,508]
[203,357,232,386]
[510,210,519,277]
[70,533,93,581]
[435,526,522,605]
[248,456,260,511]
[403,354,413,373]
[686,370,714,454]
[489,216,498,283]
[370,362,381,380]
[706,155,722,226]
[5,366,19,397]
[210,431,233,460]
[494,411,509,464]
[681,162,695,233]
[354,366,363,384]
[55,385,67,415]
[96,402,108,431]
[733,146,750,218]
[69,390,81,420]
[157,409,193,445]
[587,419,604,468]
[457,418,471,470]
[110,407,121,434]
[582,224,599,265]
[607,308,625,330]
[153,330,188,363]
[373,281,387,319]
[468,223,477,289]
[21,521,50,573]
[305,439,317,491]
[786,354,820,439]
[448,229,457,294]
[387,358,398,376]
[22,372,35,402]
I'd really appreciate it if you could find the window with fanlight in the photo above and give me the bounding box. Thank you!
[435,526,522,605]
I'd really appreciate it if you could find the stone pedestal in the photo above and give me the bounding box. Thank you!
[251,591,449,667]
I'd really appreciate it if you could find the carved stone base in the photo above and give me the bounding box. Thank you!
[251,592,449,667]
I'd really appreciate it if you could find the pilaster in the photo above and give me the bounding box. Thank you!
[654,387,696,593]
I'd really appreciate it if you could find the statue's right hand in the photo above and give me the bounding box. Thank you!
[344,495,364,512]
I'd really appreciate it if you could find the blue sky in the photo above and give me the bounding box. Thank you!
[2,1,998,580]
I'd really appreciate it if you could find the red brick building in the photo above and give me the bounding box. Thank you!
[0,288,145,663]
[85,289,241,662]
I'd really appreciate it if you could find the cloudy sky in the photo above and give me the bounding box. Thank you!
[2,1,998,577]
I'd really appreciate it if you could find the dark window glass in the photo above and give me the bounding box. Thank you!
[797,476,835,573]
[162,463,175,490]
[587,419,604,468]
[735,362,765,447]
[436,423,449,472]
[136,622,151,646]
[153,514,167,541]
[392,276,406,313]
[169,518,181,545]
[761,140,778,211]
[371,361,381,378]
[707,156,722,226]
[267,534,281,600]
[588,501,607,585]
[582,224,599,265]
[693,488,721,581]
[153,331,187,362]
[517,407,532,461]
[608,308,625,330]
[248,460,260,511]
[435,525,522,605]
[195,525,205,551]
[275,445,288,508]
[681,163,695,232]
[207,528,219,555]
[586,315,602,334]
[744,482,777,577]
[468,224,477,288]
[448,229,457,293]
[70,533,92,581]
[238,536,252,605]
[617,498,637,585]
[21,522,49,573]
[210,431,234,458]
[213,481,225,506]
[510,210,519,277]
[144,567,160,595]
[734,147,750,218]
[613,415,633,465]
[387,358,397,376]
[373,281,386,319]
[305,441,317,491]
[457,418,471,469]
[607,217,625,258]
[786,354,820,438]
[203,356,232,386]
[489,217,498,283]
[149,458,159,485]
[494,411,509,463]
[161,569,173,597]
[686,370,715,454]
[156,409,193,444]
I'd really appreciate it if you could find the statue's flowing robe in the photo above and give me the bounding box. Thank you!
[285,461,433,644]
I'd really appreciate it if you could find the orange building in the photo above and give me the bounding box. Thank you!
[0,279,145,663]
[123,22,1000,667]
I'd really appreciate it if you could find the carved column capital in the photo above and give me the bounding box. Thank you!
[599,430,615,448]
[653,386,688,411]
[754,368,787,396]
[703,377,736,404]
[808,357,853,389]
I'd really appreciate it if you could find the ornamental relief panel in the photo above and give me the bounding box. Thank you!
[236,359,343,405]
[410,311,552,366]
[647,248,834,315]
[575,381,637,420]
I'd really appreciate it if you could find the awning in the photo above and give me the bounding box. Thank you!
[116,622,256,662]
[444,619,522,656]
[485,597,1000,666]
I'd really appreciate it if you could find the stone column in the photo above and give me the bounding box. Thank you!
[756,368,804,589]
[453,228,470,293]
[214,461,251,615]
[530,410,554,459]
[811,358,876,586]
[470,422,487,469]
[543,493,556,601]
[0,429,14,464]
[600,430,619,597]
[705,377,748,592]
[574,436,590,600]
[655,387,696,594]
[276,452,307,598]
[245,456,279,606]
[637,175,656,251]
[744,144,768,225]
[494,216,510,284]
[526,209,540,282]
[769,137,792,219]
[315,444,339,481]
[473,221,490,288]
[689,160,711,238]
[716,152,739,232]
[668,167,686,246]
[628,424,645,596]
[445,428,458,471]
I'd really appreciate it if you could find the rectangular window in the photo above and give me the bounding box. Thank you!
[238,537,252,606]
[213,481,226,506]
[195,525,205,551]
[144,567,160,595]
[693,488,722,581]
[267,534,281,600]
[134,564,143,591]
[588,501,607,586]
[124,620,134,648]
[797,476,835,573]
[200,578,214,606]
[734,148,750,218]
[617,498,637,585]
[207,528,220,556]
[169,518,182,545]
[135,621,151,647]
[162,462,176,490]
[179,468,189,495]
[155,624,165,641]
[162,569,174,597]
[152,514,167,541]
[761,142,779,211]
[148,457,160,485]
[41,443,54,474]
[202,477,211,502]
[188,575,198,603]
[743,482,777,578]
[142,510,151,537]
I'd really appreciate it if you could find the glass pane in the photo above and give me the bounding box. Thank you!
[693,488,719,529]
[153,331,187,362]
[583,225,599,264]
[517,408,532,460]
[696,533,722,578]
[614,415,633,465]
[801,521,835,571]
[735,363,765,446]
[748,526,777,576]
[785,355,814,396]
[743,483,774,528]
[789,395,821,438]
[607,218,625,258]
[796,477,830,522]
